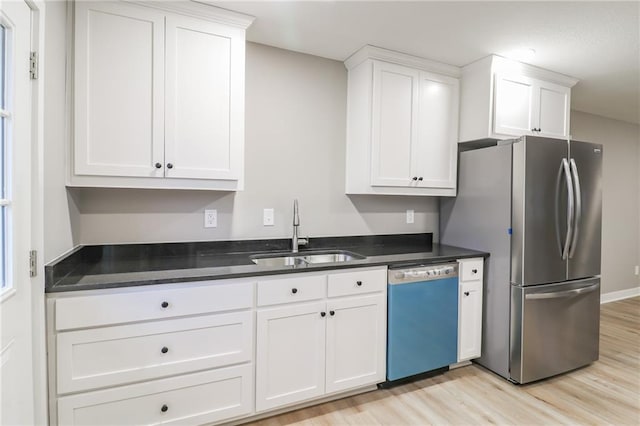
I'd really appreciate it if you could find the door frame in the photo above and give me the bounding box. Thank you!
[25,0,46,423]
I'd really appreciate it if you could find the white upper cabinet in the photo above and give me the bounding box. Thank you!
[71,1,253,190]
[345,46,460,197]
[459,55,577,143]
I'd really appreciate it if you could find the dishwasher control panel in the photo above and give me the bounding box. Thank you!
[388,262,458,284]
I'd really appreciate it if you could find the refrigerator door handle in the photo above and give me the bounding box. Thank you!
[568,158,582,259]
[554,161,563,256]
[524,283,599,300]
[560,159,574,260]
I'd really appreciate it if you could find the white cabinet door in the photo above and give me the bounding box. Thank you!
[325,294,386,394]
[74,1,165,178]
[165,15,244,181]
[493,74,535,137]
[458,280,483,361]
[414,71,459,189]
[371,61,419,187]
[537,81,570,138]
[256,302,326,412]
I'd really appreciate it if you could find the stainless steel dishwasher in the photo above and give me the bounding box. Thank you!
[386,263,459,381]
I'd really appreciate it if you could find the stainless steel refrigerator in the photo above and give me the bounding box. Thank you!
[440,135,602,384]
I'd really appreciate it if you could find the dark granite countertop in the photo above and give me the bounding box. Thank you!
[45,233,488,293]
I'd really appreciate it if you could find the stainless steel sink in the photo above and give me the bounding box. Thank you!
[301,252,364,264]
[250,250,365,267]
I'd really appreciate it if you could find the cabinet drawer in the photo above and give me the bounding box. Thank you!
[57,364,253,426]
[257,274,326,306]
[327,268,386,298]
[57,311,253,394]
[459,258,483,282]
[55,280,253,331]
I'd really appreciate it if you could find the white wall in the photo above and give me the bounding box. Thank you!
[71,43,439,246]
[571,110,640,294]
[43,0,79,263]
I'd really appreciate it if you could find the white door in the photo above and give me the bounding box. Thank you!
[370,61,418,187]
[325,294,386,394]
[164,15,243,181]
[74,1,165,178]
[458,281,483,361]
[255,302,326,412]
[0,1,35,424]
[414,71,458,189]
[493,74,535,136]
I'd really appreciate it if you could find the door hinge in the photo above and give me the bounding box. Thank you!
[29,250,37,277]
[29,51,38,80]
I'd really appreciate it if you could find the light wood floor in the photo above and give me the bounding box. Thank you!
[250,297,640,425]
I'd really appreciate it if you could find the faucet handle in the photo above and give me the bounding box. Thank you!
[298,237,309,247]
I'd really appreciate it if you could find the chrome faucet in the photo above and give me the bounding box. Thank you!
[292,199,308,253]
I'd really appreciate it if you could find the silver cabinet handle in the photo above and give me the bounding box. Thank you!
[561,159,574,260]
[525,283,598,300]
[568,158,582,259]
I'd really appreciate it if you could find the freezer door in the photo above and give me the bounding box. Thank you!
[568,141,603,280]
[511,136,569,286]
[510,278,600,384]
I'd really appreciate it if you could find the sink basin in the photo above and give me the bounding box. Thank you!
[250,250,365,267]
[250,256,309,267]
[301,252,365,264]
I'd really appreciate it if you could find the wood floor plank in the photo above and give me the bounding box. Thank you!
[248,297,640,425]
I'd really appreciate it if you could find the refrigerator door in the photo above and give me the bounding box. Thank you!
[568,141,603,280]
[511,136,569,286]
[510,278,600,384]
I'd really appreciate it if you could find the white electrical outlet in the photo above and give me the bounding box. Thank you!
[635,265,639,276]
[263,208,274,226]
[204,209,217,228]
[406,209,415,224]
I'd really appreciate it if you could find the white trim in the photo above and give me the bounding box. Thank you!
[601,286,640,304]
[129,0,255,28]
[344,45,461,77]
[24,0,46,424]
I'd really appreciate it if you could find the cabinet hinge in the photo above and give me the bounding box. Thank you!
[29,51,38,80]
[29,250,37,277]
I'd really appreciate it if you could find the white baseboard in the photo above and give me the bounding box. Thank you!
[601,286,640,304]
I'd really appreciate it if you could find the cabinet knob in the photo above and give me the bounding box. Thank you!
[418,177,423,181]
[291,288,298,294]
[166,163,174,169]
[464,291,470,296]
[320,312,326,317]
[161,404,168,413]
[412,176,418,181]
[356,280,362,286]
[155,162,162,169]
[161,301,169,308]
[472,269,478,274]
[329,310,335,316]
[161,346,168,354]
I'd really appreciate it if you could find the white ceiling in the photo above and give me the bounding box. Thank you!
[210,0,640,125]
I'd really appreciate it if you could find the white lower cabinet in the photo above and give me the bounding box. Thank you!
[457,258,484,362]
[255,267,387,412]
[48,267,388,424]
[325,294,386,394]
[57,364,252,426]
[255,302,326,412]
[47,279,256,426]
